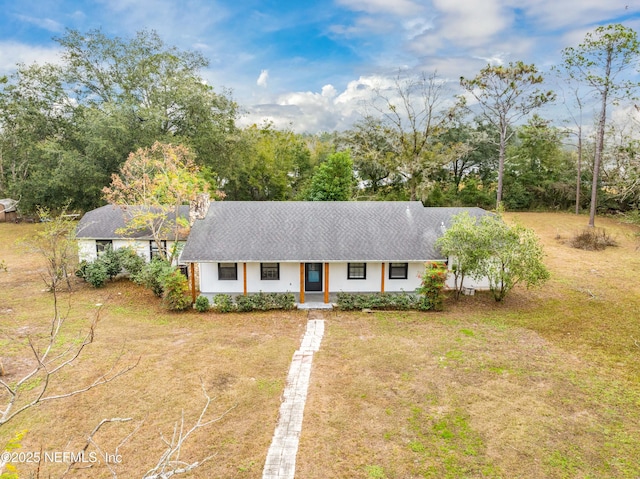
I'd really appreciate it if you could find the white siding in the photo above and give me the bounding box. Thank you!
[330,262,382,292]
[246,263,298,293]
[113,240,150,261]
[199,261,426,295]
[77,239,184,265]
[384,262,424,292]
[78,240,97,262]
[200,262,244,294]
[445,271,490,291]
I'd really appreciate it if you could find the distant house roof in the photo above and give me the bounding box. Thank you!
[180,201,488,263]
[0,199,18,213]
[76,205,190,240]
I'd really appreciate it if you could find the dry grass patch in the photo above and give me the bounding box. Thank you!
[297,213,640,479]
[2,212,640,478]
[299,311,639,478]
[0,223,307,478]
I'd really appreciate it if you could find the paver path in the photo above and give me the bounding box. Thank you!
[262,316,325,479]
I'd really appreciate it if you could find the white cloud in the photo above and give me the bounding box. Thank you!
[518,0,633,29]
[257,69,269,87]
[241,72,463,133]
[0,42,62,75]
[431,0,508,45]
[15,14,64,33]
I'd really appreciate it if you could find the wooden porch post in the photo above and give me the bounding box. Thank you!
[299,263,305,304]
[190,263,196,304]
[381,262,385,293]
[243,262,247,296]
[324,263,329,304]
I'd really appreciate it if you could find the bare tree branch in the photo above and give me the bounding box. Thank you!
[0,292,138,426]
[142,381,237,479]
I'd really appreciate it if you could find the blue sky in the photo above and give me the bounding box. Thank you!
[1,0,639,132]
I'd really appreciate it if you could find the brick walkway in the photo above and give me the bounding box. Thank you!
[262,317,325,479]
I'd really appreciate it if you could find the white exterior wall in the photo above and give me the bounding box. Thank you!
[200,262,244,294]
[444,271,490,291]
[113,239,151,261]
[385,262,425,292]
[199,261,426,295]
[246,262,299,293]
[78,240,97,263]
[77,239,184,265]
[329,262,383,292]
[328,262,422,293]
[443,256,490,291]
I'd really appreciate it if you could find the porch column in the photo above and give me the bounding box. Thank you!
[190,263,196,304]
[324,263,329,304]
[299,263,305,304]
[381,262,385,293]
[243,262,247,296]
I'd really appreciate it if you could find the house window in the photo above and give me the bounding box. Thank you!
[179,265,189,278]
[96,240,113,257]
[218,263,238,281]
[389,262,408,279]
[261,263,280,280]
[150,240,166,260]
[347,262,366,280]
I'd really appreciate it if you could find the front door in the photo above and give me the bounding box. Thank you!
[305,263,323,292]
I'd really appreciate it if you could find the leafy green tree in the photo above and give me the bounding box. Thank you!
[460,62,555,207]
[503,115,573,210]
[340,116,396,196]
[560,24,640,227]
[304,151,356,201]
[427,120,500,208]
[103,142,209,264]
[223,124,313,200]
[438,210,550,301]
[435,212,489,299]
[477,213,550,302]
[0,64,73,210]
[0,29,237,213]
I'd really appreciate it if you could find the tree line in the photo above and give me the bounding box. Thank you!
[1,25,639,224]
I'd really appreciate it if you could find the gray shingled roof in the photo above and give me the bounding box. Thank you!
[180,201,488,262]
[76,205,190,240]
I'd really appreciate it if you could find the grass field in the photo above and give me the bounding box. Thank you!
[1,213,639,478]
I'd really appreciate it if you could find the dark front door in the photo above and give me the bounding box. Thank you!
[305,263,323,292]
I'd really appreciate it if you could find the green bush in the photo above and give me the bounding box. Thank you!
[116,246,145,277]
[235,294,255,312]
[99,246,122,279]
[273,292,296,310]
[243,292,296,311]
[214,292,296,313]
[135,258,173,297]
[213,294,235,313]
[162,269,191,311]
[415,262,448,311]
[194,295,210,312]
[83,261,109,288]
[336,292,420,311]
